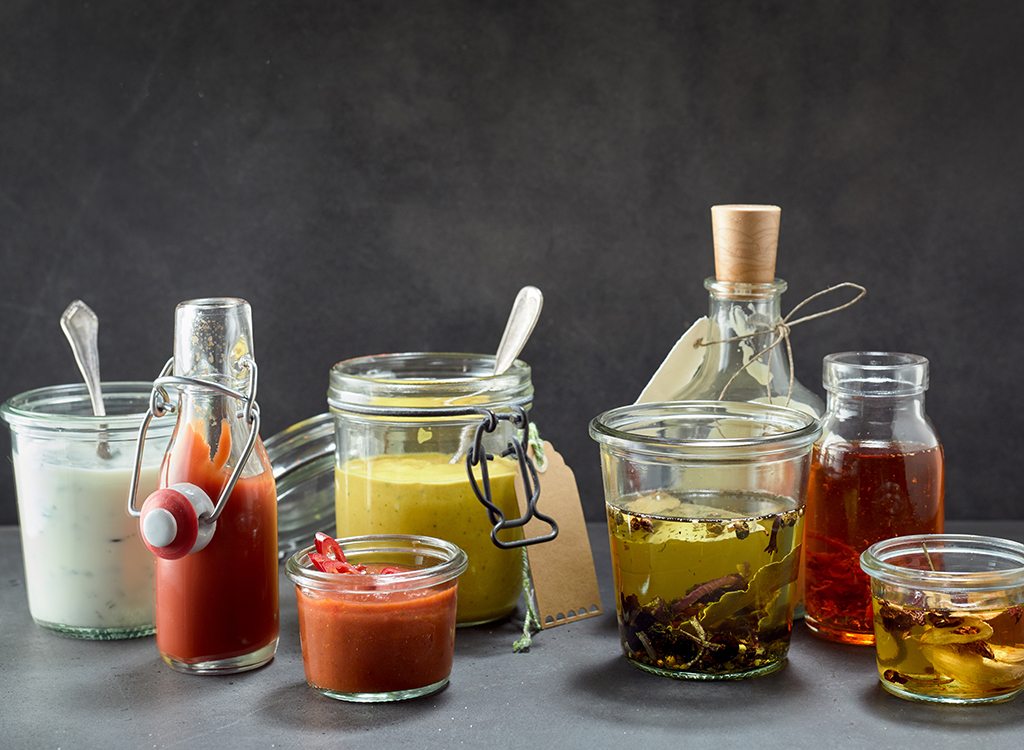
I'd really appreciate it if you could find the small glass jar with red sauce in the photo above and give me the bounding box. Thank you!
[285,534,467,702]
[804,352,945,645]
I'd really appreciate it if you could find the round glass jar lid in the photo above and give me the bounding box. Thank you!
[265,413,336,560]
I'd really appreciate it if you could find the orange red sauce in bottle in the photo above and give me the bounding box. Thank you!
[155,422,279,666]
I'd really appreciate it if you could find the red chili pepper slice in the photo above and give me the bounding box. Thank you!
[330,561,361,574]
[309,552,368,575]
[314,531,347,562]
[309,531,403,576]
[308,551,338,572]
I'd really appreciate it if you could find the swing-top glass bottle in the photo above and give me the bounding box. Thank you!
[129,298,279,674]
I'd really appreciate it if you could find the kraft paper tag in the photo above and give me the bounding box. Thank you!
[635,316,706,404]
[514,441,602,628]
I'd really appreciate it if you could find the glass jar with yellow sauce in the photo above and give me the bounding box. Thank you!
[327,353,536,626]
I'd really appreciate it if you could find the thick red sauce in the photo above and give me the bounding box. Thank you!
[155,422,279,665]
[295,571,458,695]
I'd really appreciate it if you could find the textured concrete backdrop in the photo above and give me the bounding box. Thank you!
[2,1,1022,524]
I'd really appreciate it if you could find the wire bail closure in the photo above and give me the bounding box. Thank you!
[329,397,559,549]
[126,356,262,524]
[465,405,558,549]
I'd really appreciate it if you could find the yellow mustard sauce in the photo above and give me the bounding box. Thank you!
[335,453,524,624]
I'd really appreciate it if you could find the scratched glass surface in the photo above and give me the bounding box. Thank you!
[607,488,803,680]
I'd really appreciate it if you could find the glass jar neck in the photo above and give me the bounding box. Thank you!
[667,278,824,416]
[705,279,786,333]
[820,354,936,454]
[169,299,258,467]
[702,278,789,379]
[173,298,254,392]
[826,390,927,420]
[822,352,929,416]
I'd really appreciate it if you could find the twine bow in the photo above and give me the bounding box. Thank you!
[696,282,867,407]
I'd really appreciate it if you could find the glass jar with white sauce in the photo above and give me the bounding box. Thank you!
[1,382,174,639]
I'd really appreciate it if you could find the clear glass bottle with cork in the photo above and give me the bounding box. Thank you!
[639,204,824,417]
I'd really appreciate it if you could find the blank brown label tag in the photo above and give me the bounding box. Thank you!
[514,441,602,628]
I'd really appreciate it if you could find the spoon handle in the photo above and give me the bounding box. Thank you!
[60,300,106,417]
[449,286,544,466]
[493,286,543,376]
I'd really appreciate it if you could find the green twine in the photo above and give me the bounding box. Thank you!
[513,422,546,652]
[513,548,541,652]
[527,422,547,472]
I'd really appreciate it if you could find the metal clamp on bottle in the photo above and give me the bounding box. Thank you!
[127,356,262,559]
[466,405,558,549]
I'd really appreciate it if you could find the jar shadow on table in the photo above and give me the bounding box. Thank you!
[585,607,622,635]
[257,681,455,731]
[447,609,528,658]
[859,681,1023,729]
[39,644,279,714]
[569,655,814,728]
[453,600,620,658]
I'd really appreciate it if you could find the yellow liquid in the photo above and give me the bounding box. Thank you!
[335,453,523,625]
[871,598,1024,703]
[608,490,803,678]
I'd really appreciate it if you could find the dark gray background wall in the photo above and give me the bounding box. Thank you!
[1,1,1021,525]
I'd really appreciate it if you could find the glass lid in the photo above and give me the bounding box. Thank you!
[265,413,336,560]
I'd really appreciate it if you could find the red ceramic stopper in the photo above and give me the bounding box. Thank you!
[140,487,200,560]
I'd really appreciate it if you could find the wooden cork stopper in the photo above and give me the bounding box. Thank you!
[711,204,781,283]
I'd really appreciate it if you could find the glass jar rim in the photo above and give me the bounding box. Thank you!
[823,351,929,396]
[860,534,1024,590]
[285,534,469,593]
[589,400,821,459]
[177,296,249,310]
[704,278,788,299]
[327,352,533,415]
[0,382,170,433]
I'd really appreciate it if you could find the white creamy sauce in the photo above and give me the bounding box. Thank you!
[14,442,160,632]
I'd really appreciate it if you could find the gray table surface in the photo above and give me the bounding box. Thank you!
[2,520,1022,749]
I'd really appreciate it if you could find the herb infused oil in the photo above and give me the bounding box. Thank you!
[861,535,1024,705]
[804,444,943,643]
[591,400,820,680]
[608,489,803,679]
[871,599,1024,703]
[804,353,944,645]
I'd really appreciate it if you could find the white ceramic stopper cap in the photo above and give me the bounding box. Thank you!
[139,482,217,559]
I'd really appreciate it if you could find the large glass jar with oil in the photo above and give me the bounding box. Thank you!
[327,353,536,626]
[590,401,821,679]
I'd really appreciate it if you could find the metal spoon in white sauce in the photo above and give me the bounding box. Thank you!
[61,300,113,458]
